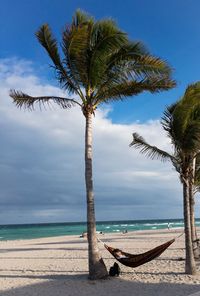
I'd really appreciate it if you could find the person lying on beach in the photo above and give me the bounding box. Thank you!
[80,231,104,238]
[80,232,87,238]
[113,249,128,259]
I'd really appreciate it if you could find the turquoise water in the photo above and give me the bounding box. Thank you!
[0,219,200,241]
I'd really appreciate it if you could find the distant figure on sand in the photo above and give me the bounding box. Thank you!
[80,232,87,238]
[122,229,128,234]
[167,223,171,230]
[98,231,104,235]
[80,231,104,238]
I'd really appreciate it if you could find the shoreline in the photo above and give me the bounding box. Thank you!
[0,225,194,242]
[0,228,199,295]
[1,226,199,243]
[0,227,184,241]
[1,218,200,242]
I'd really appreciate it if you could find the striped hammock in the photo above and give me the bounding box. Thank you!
[104,238,175,268]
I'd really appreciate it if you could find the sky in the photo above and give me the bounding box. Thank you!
[0,0,200,224]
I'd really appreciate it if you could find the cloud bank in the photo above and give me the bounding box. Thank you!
[0,58,198,224]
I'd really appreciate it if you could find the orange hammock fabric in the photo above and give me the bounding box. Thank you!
[104,238,175,268]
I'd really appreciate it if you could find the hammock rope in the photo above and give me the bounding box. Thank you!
[98,232,184,268]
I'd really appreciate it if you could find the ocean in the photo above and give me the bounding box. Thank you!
[0,219,200,241]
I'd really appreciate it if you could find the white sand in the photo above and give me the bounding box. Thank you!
[0,229,199,296]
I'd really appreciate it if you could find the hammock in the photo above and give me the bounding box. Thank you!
[104,238,175,268]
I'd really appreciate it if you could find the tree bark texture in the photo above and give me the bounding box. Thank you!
[189,191,199,259]
[85,112,108,279]
[189,158,199,259]
[183,179,196,274]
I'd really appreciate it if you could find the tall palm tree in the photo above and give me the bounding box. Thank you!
[130,82,200,275]
[10,10,175,279]
[173,84,200,260]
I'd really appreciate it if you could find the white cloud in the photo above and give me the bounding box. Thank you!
[0,58,197,224]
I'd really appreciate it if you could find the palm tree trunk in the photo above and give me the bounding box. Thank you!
[189,158,199,259]
[183,178,196,274]
[194,226,200,257]
[85,111,108,280]
[190,194,199,259]
[189,183,199,259]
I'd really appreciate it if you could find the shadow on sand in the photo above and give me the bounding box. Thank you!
[32,240,87,245]
[0,273,199,296]
[0,247,86,253]
[0,233,198,296]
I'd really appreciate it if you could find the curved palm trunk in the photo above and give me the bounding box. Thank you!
[85,112,108,280]
[183,178,196,274]
[189,194,199,259]
[194,224,200,257]
[189,158,199,259]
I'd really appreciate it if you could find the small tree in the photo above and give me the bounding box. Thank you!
[130,82,200,274]
[10,10,175,279]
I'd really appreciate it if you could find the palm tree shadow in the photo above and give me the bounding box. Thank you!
[0,273,88,280]
[0,256,88,260]
[0,247,87,253]
[32,240,87,246]
[122,270,184,276]
[0,273,199,296]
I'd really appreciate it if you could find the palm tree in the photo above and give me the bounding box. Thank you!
[175,84,200,260]
[9,10,175,279]
[130,82,200,274]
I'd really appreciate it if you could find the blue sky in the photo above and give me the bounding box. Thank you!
[1,0,200,122]
[0,0,200,224]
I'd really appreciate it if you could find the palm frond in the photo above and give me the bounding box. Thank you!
[9,90,80,110]
[36,24,80,95]
[91,40,175,101]
[88,20,128,88]
[109,50,172,79]
[64,22,91,88]
[126,56,172,82]
[62,13,94,93]
[182,121,200,152]
[162,84,200,153]
[95,77,176,104]
[182,82,200,106]
[36,24,61,67]
[170,82,200,137]
[130,132,173,162]
[161,104,177,142]
[72,9,93,27]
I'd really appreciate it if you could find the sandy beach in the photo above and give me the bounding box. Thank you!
[0,229,199,296]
